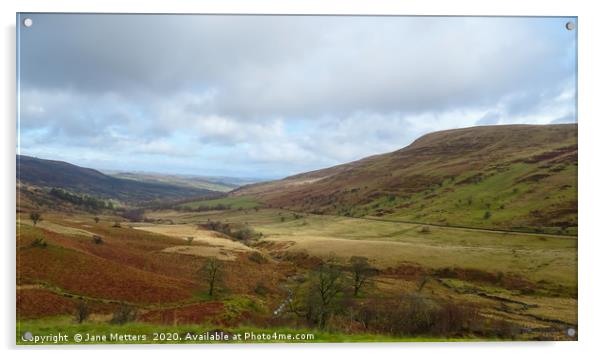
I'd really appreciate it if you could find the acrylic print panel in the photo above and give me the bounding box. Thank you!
[16,14,577,344]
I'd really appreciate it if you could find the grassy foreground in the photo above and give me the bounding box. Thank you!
[16,317,480,345]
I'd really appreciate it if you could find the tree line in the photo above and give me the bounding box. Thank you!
[49,187,114,211]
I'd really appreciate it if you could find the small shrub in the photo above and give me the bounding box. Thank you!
[31,236,47,248]
[200,220,232,235]
[419,226,431,234]
[122,209,145,222]
[29,212,43,226]
[233,226,258,241]
[186,237,194,245]
[483,211,492,220]
[94,217,100,223]
[201,220,258,241]
[248,251,267,264]
[110,304,137,325]
[254,283,269,296]
[112,221,121,228]
[92,235,103,244]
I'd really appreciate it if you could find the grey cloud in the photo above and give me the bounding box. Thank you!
[18,15,577,177]
[21,15,576,118]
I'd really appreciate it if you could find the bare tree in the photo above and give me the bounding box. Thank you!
[349,256,376,297]
[75,299,90,324]
[200,258,222,297]
[29,212,42,226]
[306,261,346,328]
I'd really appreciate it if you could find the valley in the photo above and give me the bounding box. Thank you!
[16,124,578,343]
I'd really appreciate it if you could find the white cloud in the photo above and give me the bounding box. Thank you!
[18,15,577,177]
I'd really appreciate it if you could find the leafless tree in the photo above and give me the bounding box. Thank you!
[75,299,90,324]
[349,256,376,297]
[300,261,346,329]
[200,258,222,297]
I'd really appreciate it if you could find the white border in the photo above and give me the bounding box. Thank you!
[2,1,601,357]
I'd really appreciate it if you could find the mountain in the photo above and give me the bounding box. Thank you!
[233,124,577,234]
[17,155,220,203]
[106,172,239,193]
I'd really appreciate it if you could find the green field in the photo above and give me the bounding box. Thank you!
[178,196,260,210]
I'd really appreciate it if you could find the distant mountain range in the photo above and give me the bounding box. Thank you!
[103,171,261,193]
[233,124,577,233]
[17,155,222,203]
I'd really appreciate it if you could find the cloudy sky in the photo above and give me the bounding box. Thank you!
[17,14,577,178]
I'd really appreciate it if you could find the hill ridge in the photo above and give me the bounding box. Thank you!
[232,123,577,234]
[17,155,219,203]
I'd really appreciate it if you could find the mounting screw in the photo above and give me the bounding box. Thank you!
[565,21,575,31]
[567,328,576,337]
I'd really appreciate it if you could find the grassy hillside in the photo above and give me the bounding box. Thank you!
[17,210,292,332]
[17,155,219,203]
[233,124,577,234]
[177,196,260,211]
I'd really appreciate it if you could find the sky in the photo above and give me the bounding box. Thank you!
[17,14,577,179]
